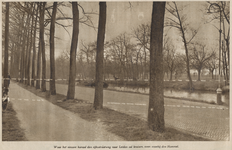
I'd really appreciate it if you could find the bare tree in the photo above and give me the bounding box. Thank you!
[67,2,79,99]
[93,2,107,110]
[174,54,186,80]
[55,53,69,79]
[166,2,199,90]
[206,1,230,84]
[148,2,166,132]
[36,40,41,89]
[6,3,24,80]
[20,6,30,83]
[49,2,57,95]
[4,2,9,89]
[40,2,47,92]
[163,42,178,81]
[133,24,150,80]
[109,33,131,81]
[26,3,35,85]
[220,2,229,84]
[189,43,216,81]
[221,40,229,83]
[24,3,34,85]
[80,41,96,79]
[205,53,218,79]
[31,3,39,86]
[8,3,31,83]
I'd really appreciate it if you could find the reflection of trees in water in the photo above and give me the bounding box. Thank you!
[109,84,229,105]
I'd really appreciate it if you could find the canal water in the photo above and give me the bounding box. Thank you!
[108,85,229,106]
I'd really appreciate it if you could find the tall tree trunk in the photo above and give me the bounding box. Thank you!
[40,2,46,92]
[182,37,192,88]
[223,18,229,84]
[4,2,9,89]
[148,2,165,132]
[67,2,79,99]
[93,2,107,110]
[169,70,173,81]
[15,50,19,79]
[225,39,229,82]
[144,52,147,80]
[174,3,193,90]
[27,3,35,86]
[20,32,26,83]
[197,69,201,81]
[21,12,30,83]
[25,12,32,85]
[50,2,57,95]
[136,59,139,80]
[24,29,29,84]
[211,70,214,79]
[223,43,228,84]
[36,41,41,89]
[31,4,39,86]
[130,57,135,80]
[221,45,226,82]
[17,11,25,82]
[143,28,147,80]
[166,71,169,80]
[10,44,14,77]
[20,47,24,83]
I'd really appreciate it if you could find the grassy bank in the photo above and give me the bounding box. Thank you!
[2,102,27,141]
[105,80,229,93]
[58,78,229,93]
[17,82,209,141]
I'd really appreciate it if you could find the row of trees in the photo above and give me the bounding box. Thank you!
[3,2,50,92]
[2,1,230,132]
[4,2,229,87]
[3,1,166,132]
[207,1,230,84]
[57,28,218,82]
[2,2,95,94]
[54,2,229,85]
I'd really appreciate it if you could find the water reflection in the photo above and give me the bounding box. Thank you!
[108,85,229,105]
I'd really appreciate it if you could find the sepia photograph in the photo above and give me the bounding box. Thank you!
[1,0,231,149]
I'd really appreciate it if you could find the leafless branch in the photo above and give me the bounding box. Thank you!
[186,28,199,45]
[55,21,71,37]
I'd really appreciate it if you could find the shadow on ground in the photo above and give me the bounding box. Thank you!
[16,82,209,141]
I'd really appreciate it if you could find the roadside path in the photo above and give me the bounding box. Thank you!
[53,83,230,141]
[8,82,123,141]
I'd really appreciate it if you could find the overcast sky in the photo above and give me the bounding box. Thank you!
[44,1,225,58]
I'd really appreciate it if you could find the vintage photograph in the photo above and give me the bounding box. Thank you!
[1,0,230,149]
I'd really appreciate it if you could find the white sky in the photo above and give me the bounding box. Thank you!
[42,1,227,58]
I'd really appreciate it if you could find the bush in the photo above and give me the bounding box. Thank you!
[84,81,109,89]
[106,80,149,88]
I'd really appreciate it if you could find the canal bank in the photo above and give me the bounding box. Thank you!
[107,85,229,106]
[53,79,230,106]
[51,83,229,141]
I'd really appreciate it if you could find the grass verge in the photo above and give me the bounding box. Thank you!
[106,80,228,92]
[17,82,209,141]
[2,102,27,141]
